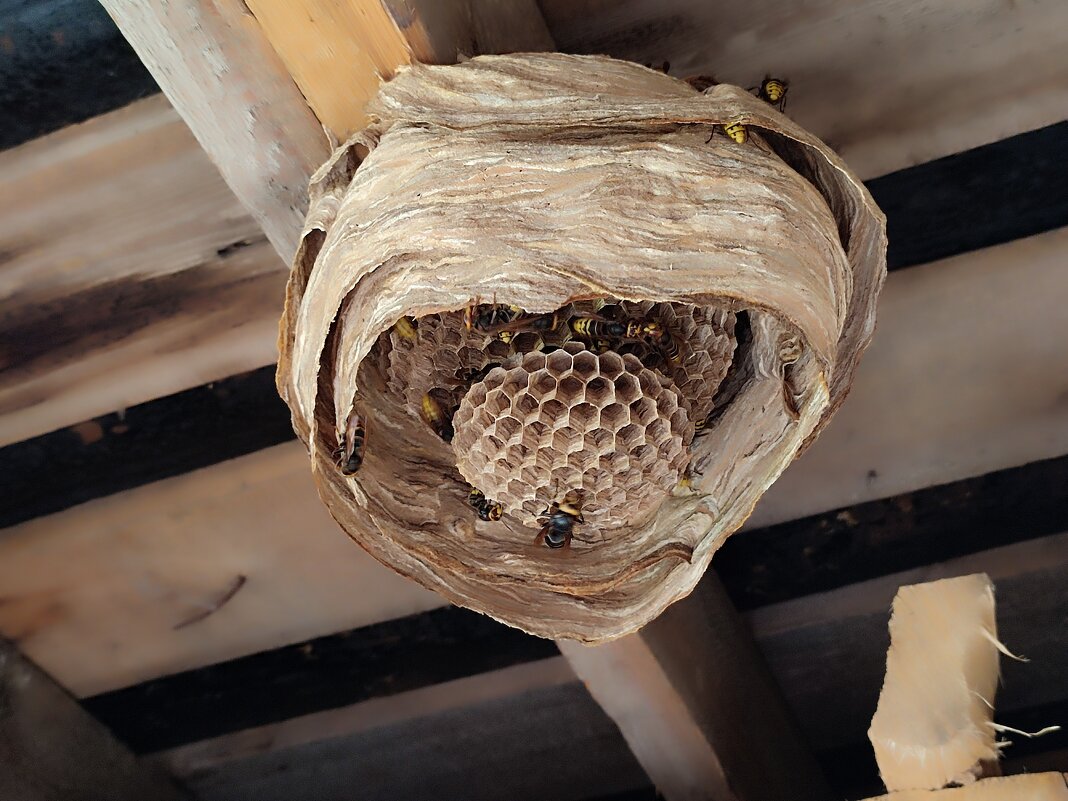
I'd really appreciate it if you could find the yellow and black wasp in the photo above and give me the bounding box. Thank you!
[756,76,788,112]
[334,412,366,476]
[535,489,589,549]
[708,120,748,144]
[468,487,504,522]
[392,315,418,344]
[420,392,455,442]
[464,300,523,342]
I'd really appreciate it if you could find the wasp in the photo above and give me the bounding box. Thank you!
[483,310,563,338]
[654,327,683,365]
[334,412,366,476]
[392,315,418,343]
[420,392,455,442]
[756,76,788,112]
[707,120,748,144]
[570,316,664,343]
[535,490,588,549]
[468,487,504,522]
[464,301,522,338]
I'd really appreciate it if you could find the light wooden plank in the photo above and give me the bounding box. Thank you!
[241,0,411,140]
[863,773,1068,800]
[244,0,554,138]
[0,639,188,800]
[559,573,832,801]
[168,680,647,801]
[0,443,443,697]
[540,0,1068,179]
[747,227,1068,529]
[154,657,573,776]
[0,96,284,447]
[100,0,330,260]
[748,532,1068,753]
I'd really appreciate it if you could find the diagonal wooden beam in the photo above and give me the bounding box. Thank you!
[0,638,188,800]
[99,0,329,261]
[101,1,554,260]
[559,572,833,801]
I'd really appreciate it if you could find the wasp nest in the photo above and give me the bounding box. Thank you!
[453,341,694,530]
[277,53,886,641]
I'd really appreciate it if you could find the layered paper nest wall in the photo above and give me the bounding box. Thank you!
[277,53,887,641]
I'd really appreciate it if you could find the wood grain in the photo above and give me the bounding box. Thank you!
[0,443,443,697]
[540,0,1068,179]
[0,640,188,800]
[748,532,1068,753]
[560,572,832,801]
[747,227,1068,529]
[0,96,285,447]
[244,0,555,139]
[100,0,330,261]
[242,0,412,140]
[166,680,648,801]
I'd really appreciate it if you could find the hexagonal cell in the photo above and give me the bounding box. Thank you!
[572,349,599,378]
[585,376,612,405]
[646,417,671,444]
[545,348,574,373]
[597,351,624,379]
[530,369,558,397]
[630,397,657,426]
[485,338,512,360]
[540,397,568,423]
[617,423,641,446]
[599,403,627,431]
[513,391,541,417]
[495,415,523,442]
[551,428,581,454]
[613,373,640,404]
[569,402,598,430]
[557,374,584,400]
[527,419,550,439]
[511,331,544,353]
[450,305,697,529]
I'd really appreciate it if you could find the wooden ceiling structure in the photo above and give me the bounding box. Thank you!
[1,0,1067,798]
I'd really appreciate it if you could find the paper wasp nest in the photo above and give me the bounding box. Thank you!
[277,54,887,641]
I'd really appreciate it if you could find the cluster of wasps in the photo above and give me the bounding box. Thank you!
[710,76,789,145]
[330,77,792,547]
[334,297,699,549]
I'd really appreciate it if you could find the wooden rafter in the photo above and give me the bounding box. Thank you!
[0,639,188,800]
[559,573,833,801]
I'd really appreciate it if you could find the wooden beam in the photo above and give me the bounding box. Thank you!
[241,0,553,139]
[101,0,553,260]
[0,0,159,150]
[99,0,329,260]
[748,532,1068,755]
[85,606,556,752]
[3,406,1066,700]
[159,675,647,801]
[540,0,1068,179]
[0,97,284,448]
[747,226,1068,528]
[4,216,1063,527]
[0,367,289,528]
[152,657,574,774]
[0,443,444,697]
[718,454,1068,609]
[1,108,1061,449]
[559,573,833,801]
[0,639,188,800]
